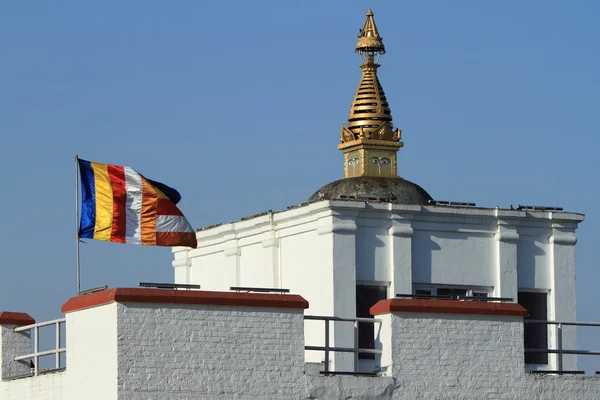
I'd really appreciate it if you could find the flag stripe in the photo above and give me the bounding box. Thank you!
[124,167,142,244]
[107,165,127,243]
[157,198,184,216]
[156,215,194,233]
[91,162,113,241]
[156,232,197,247]
[78,159,97,239]
[140,176,158,245]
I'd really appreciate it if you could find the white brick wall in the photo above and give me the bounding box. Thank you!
[116,303,306,400]
[1,325,32,379]
[377,311,600,400]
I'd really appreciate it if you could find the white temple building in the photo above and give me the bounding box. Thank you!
[171,9,584,373]
[0,9,598,400]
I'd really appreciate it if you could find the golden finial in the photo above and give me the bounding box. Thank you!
[338,9,403,179]
[355,8,385,56]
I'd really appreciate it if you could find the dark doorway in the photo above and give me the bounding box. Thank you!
[356,284,387,359]
[518,291,548,364]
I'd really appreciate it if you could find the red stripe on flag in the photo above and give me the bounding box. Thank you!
[107,165,127,243]
[156,232,197,248]
[157,198,183,216]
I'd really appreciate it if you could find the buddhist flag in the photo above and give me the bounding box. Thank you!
[77,158,197,248]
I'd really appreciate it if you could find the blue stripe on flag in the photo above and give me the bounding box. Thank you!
[78,159,97,239]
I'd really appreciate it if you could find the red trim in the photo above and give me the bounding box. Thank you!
[62,288,309,313]
[156,231,197,248]
[0,312,35,326]
[370,299,528,317]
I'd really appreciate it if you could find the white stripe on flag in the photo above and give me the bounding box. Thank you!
[156,215,194,233]
[124,167,143,244]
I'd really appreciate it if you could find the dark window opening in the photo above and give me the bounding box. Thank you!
[518,292,548,364]
[356,285,387,360]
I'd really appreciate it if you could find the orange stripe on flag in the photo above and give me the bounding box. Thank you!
[140,177,158,246]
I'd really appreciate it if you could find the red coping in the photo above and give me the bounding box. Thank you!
[0,311,35,326]
[370,298,528,317]
[61,288,309,313]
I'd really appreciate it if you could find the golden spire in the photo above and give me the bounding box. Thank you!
[338,9,403,179]
[355,8,385,55]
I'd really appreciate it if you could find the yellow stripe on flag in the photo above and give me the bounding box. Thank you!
[91,162,114,241]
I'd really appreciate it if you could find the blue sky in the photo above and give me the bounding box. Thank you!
[1,1,599,370]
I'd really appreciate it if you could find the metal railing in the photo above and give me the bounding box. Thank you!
[13,318,66,376]
[304,315,382,373]
[524,320,600,372]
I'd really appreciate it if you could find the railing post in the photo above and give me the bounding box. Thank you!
[56,322,61,369]
[354,321,359,372]
[557,323,563,371]
[34,326,39,376]
[324,319,330,372]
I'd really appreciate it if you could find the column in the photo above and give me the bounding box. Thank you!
[495,221,519,301]
[389,216,413,297]
[319,213,357,372]
[550,226,578,371]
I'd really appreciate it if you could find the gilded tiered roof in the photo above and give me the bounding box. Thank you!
[339,9,402,149]
[309,9,432,203]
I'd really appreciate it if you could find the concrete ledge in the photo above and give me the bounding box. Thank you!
[370,299,527,317]
[0,312,35,326]
[61,288,309,313]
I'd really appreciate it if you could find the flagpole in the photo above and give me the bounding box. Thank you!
[75,155,81,294]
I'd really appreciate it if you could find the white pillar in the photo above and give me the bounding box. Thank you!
[389,216,413,297]
[319,213,357,372]
[495,222,519,300]
[550,226,578,371]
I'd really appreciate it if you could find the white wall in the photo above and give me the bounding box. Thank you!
[64,303,118,400]
[0,372,64,400]
[412,229,496,287]
[173,200,583,373]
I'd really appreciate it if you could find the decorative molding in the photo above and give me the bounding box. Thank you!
[261,238,279,248]
[337,138,403,150]
[317,222,357,235]
[389,223,413,237]
[224,246,242,257]
[495,228,519,243]
[171,258,191,268]
[550,233,577,246]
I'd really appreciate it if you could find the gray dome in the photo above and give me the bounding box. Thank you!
[308,176,432,205]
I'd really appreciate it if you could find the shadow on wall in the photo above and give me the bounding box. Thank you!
[412,232,443,284]
[517,237,548,288]
[356,232,386,281]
